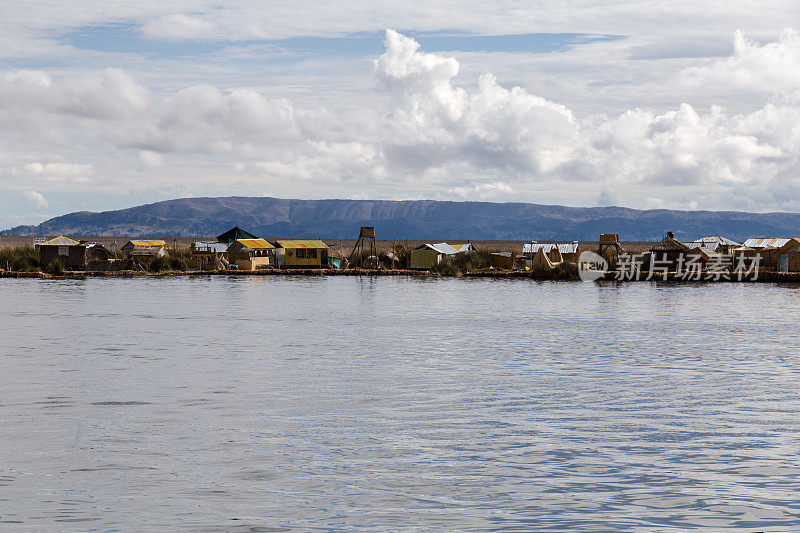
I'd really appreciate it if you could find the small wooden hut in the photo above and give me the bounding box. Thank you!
[86,243,111,262]
[684,246,722,273]
[686,235,741,255]
[741,238,794,271]
[490,252,517,270]
[776,238,800,272]
[190,241,229,270]
[648,231,689,271]
[121,240,167,259]
[227,238,274,270]
[759,246,782,271]
[408,243,475,270]
[37,236,86,269]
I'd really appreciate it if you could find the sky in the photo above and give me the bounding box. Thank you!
[2,1,800,228]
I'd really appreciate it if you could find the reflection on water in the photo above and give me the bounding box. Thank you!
[1,277,799,530]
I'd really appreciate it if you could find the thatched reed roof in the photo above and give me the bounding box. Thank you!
[650,233,689,252]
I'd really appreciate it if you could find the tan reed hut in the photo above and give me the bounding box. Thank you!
[648,231,689,271]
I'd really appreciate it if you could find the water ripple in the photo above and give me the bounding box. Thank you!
[1,277,799,530]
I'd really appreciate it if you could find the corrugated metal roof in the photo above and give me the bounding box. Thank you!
[39,236,81,246]
[743,238,792,248]
[275,240,327,249]
[128,240,166,246]
[686,242,718,251]
[423,243,459,255]
[522,242,578,254]
[192,241,228,253]
[413,243,475,255]
[690,235,741,246]
[236,238,273,250]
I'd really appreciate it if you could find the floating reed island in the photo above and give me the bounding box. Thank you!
[2,227,800,282]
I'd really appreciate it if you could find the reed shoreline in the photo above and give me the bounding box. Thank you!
[2,268,798,282]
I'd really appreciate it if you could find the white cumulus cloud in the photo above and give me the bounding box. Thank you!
[0,68,149,120]
[683,29,800,96]
[16,162,94,184]
[126,85,301,153]
[376,30,579,175]
[584,103,783,186]
[370,30,792,195]
[22,190,48,209]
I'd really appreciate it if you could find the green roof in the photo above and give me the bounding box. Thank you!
[216,226,258,244]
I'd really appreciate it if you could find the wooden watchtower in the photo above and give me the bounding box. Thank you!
[349,226,377,268]
[598,233,624,269]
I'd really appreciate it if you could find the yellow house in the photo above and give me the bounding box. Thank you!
[409,243,476,270]
[227,239,274,270]
[274,240,328,268]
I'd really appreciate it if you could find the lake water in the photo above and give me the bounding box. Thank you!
[1,276,800,531]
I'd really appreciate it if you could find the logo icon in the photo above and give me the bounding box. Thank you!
[578,251,608,282]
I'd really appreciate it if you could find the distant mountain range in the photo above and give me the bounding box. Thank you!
[3,196,800,241]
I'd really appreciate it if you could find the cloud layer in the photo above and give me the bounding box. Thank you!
[0,68,149,120]
[4,24,800,228]
[369,30,800,209]
[683,29,800,96]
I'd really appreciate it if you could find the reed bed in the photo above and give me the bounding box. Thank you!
[0,246,39,272]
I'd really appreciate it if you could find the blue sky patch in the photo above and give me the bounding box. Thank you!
[59,24,623,60]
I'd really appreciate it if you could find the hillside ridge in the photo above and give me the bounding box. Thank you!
[3,196,798,241]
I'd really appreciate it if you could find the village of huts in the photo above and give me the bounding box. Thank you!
[5,226,800,278]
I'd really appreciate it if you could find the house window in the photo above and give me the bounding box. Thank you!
[296,249,307,259]
[307,249,318,259]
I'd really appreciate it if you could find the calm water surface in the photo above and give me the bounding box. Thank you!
[1,276,800,531]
